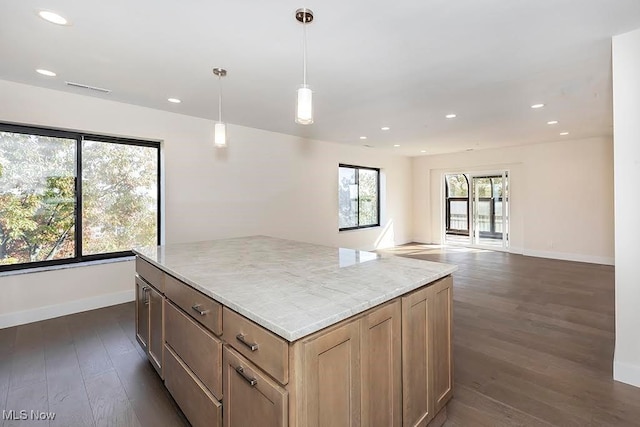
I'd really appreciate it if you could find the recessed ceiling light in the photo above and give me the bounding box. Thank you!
[359,136,367,140]
[36,69,56,77]
[547,120,559,125]
[38,10,68,25]
[445,114,457,119]
[393,144,400,147]
[167,98,181,104]
[381,126,390,131]
[531,103,545,109]
[560,132,569,136]
[420,150,426,153]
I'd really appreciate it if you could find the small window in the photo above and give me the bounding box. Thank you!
[338,164,380,231]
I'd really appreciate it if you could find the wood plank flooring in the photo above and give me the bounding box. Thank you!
[1,246,639,426]
[379,244,640,427]
[0,303,188,427]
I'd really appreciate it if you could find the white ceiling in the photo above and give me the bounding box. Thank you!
[2,0,640,156]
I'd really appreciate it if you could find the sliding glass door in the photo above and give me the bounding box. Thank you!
[444,171,509,249]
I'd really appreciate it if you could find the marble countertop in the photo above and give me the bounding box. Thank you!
[133,236,457,342]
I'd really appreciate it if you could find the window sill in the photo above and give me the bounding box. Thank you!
[339,225,381,233]
[0,256,135,278]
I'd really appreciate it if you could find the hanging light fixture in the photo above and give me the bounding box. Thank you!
[212,67,227,147]
[295,8,314,125]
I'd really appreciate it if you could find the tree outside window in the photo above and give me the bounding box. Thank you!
[0,125,160,271]
[338,165,380,231]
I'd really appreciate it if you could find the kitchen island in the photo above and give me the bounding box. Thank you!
[133,236,457,427]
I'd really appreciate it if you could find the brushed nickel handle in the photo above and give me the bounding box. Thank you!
[191,304,208,316]
[235,366,257,387]
[236,334,259,351]
[142,286,150,306]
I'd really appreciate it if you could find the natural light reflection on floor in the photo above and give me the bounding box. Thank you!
[379,243,494,256]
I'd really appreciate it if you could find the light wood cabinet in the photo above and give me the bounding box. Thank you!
[223,307,289,385]
[135,275,164,378]
[361,300,402,427]
[148,285,164,377]
[296,319,361,427]
[165,345,222,427]
[135,256,453,427]
[432,277,453,414]
[165,300,222,399]
[135,277,149,352]
[165,274,222,336]
[223,346,288,427]
[402,276,453,427]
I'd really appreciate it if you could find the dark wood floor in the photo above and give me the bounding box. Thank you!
[381,244,640,427]
[1,246,639,426]
[0,302,189,427]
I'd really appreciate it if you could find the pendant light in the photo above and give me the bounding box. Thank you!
[295,8,314,125]
[213,67,227,147]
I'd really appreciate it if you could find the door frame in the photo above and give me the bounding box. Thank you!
[441,169,510,251]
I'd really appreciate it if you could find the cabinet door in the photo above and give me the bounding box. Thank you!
[148,285,164,378]
[302,320,361,427]
[223,346,287,427]
[361,300,402,427]
[402,285,433,427]
[432,276,453,413]
[135,277,150,352]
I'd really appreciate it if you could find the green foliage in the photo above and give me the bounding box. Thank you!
[0,131,157,266]
[338,167,378,228]
[447,174,468,197]
[81,141,157,255]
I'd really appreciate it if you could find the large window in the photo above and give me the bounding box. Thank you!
[338,164,380,231]
[0,123,160,272]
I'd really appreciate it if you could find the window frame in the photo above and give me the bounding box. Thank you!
[0,122,161,273]
[338,163,381,231]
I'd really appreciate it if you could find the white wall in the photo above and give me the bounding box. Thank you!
[0,79,412,327]
[612,28,640,388]
[412,136,615,265]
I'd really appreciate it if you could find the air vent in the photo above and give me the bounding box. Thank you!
[65,81,111,94]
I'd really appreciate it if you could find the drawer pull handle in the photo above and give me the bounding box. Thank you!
[235,366,257,387]
[236,334,259,351]
[142,286,150,306]
[191,304,208,316]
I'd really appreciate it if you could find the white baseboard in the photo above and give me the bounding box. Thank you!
[614,360,640,388]
[522,249,614,266]
[0,289,134,329]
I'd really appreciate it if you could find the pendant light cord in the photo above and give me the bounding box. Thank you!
[302,9,307,87]
[218,75,223,123]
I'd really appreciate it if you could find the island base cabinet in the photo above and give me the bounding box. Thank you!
[296,319,361,427]
[135,277,149,352]
[223,346,288,427]
[148,285,164,377]
[402,276,453,427]
[165,345,222,427]
[361,300,402,427]
[135,276,164,378]
[432,277,453,414]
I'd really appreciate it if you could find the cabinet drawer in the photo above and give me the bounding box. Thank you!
[222,346,287,427]
[165,300,222,400]
[136,257,165,293]
[165,275,222,336]
[222,308,288,385]
[164,345,222,427]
